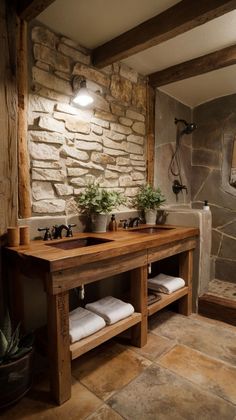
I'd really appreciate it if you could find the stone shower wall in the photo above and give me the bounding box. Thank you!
[154,90,192,204]
[192,94,236,283]
[28,25,147,216]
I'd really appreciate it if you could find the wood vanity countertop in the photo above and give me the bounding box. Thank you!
[5,225,199,273]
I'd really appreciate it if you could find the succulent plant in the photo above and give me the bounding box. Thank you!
[0,311,33,365]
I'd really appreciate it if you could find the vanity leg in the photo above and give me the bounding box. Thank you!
[130,265,148,347]
[47,291,71,404]
[178,250,193,316]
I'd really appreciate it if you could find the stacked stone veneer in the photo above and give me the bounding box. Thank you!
[192,95,236,283]
[29,25,147,215]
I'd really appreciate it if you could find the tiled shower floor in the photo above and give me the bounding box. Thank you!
[208,279,236,301]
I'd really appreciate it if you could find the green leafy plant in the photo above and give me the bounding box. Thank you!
[75,182,126,214]
[0,311,33,365]
[132,184,166,211]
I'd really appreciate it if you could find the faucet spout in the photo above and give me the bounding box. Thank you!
[53,224,69,239]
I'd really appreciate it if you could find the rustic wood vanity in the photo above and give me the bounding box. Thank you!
[5,225,198,405]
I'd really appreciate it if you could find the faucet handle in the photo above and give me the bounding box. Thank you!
[38,227,52,241]
[66,224,76,237]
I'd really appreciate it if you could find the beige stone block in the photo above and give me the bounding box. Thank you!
[54,184,74,196]
[103,130,126,141]
[127,134,144,145]
[32,160,62,169]
[126,109,145,122]
[99,179,119,188]
[119,175,133,187]
[78,161,104,171]
[91,152,115,165]
[55,103,92,118]
[34,44,70,73]
[33,86,70,104]
[32,67,72,96]
[93,93,110,112]
[110,75,132,103]
[117,157,130,166]
[35,60,50,71]
[131,160,145,166]
[95,110,117,122]
[126,142,143,155]
[111,103,125,116]
[105,170,119,179]
[74,133,102,143]
[33,199,66,214]
[124,187,139,196]
[119,63,138,83]
[132,121,146,135]
[132,83,147,111]
[28,131,65,145]
[60,145,89,161]
[103,147,128,156]
[32,168,65,182]
[119,117,132,127]
[29,142,60,161]
[91,124,103,135]
[32,181,55,200]
[67,168,88,177]
[58,43,90,65]
[91,117,110,129]
[54,71,71,81]
[32,26,58,49]
[75,140,102,151]
[29,94,54,113]
[70,178,86,186]
[103,137,127,152]
[134,166,146,172]
[38,116,65,133]
[132,171,145,180]
[110,123,132,135]
[107,164,132,173]
[73,63,110,88]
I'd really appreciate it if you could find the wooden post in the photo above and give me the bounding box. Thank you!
[178,250,193,316]
[146,84,155,186]
[17,19,31,219]
[130,265,148,347]
[47,289,71,404]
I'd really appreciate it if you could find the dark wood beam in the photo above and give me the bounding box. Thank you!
[92,0,236,68]
[149,44,236,87]
[17,0,55,21]
[146,85,155,187]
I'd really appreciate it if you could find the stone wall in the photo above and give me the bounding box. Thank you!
[154,90,192,204]
[28,25,147,216]
[192,95,236,283]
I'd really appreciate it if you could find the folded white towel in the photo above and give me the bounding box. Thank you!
[148,273,185,294]
[69,307,106,343]
[85,296,135,325]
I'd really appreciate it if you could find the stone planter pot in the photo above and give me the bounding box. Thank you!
[0,350,33,409]
[91,213,107,232]
[145,209,157,225]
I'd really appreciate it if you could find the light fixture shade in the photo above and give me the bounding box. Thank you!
[72,76,94,107]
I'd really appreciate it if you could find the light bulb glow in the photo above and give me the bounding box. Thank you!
[73,87,94,106]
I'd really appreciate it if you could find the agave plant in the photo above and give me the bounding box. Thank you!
[0,311,33,365]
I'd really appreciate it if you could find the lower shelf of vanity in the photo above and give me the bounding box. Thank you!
[70,312,141,360]
[148,286,189,316]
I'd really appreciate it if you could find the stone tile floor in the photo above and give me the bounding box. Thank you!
[208,279,236,301]
[2,311,236,419]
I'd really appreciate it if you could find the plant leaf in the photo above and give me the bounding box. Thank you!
[0,330,8,358]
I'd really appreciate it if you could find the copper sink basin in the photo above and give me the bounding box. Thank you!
[46,237,114,250]
[130,226,175,234]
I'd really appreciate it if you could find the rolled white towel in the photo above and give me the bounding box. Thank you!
[148,273,185,294]
[69,307,106,343]
[85,296,134,325]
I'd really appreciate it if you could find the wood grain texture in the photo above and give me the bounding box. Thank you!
[17,19,31,218]
[178,250,193,315]
[198,294,236,326]
[149,44,236,87]
[130,265,148,347]
[47,290,71,404]
[17,0,55,21]
[148,286,189,316]
[0,0,18,237]
[146,85,155,186]
[92,0,236,67]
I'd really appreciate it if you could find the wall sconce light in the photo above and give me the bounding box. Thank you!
[72,76,94,107]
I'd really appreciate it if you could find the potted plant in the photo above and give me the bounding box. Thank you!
[75,183,125,232]
[133,184,166,224]
[0,311,34,408]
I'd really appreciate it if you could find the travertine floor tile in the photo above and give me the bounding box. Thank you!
[127,332,175,361]
[158,344,236,405]
[1,377,102,420]
[86,404,124,419]
[149,311,236,365]
[108,364,236,420]
[72,341,151,401]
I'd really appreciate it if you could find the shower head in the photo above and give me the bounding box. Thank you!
[175,118,197,135]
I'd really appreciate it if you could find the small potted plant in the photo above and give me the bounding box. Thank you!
[75,182,125,232]
[133,184,166,224]
[0,311,34,408]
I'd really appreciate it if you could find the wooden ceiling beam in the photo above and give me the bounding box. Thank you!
[149,44,236,87]
[17,0,55,21]
[92,0,236,68]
